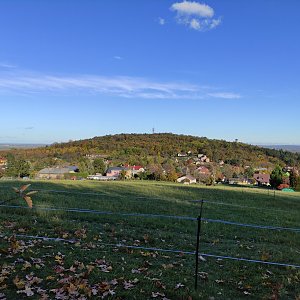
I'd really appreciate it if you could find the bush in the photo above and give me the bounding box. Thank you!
[277,183,290,190]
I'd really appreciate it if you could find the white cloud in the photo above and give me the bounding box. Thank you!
[158,17,165,25]
[0,71,199,99]
[114,56,123,60]
[170,1,221,31]
[208,92,241,99]
[171,1,213,18]
[0,69,239,100]
[210,18,221,29]
[190,19,201,30]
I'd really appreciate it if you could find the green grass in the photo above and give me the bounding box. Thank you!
[0,180,300,299]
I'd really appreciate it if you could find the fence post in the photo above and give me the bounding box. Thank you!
[195,199,204,290]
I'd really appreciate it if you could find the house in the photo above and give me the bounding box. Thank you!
[124,165,145,172]
[177,152,187,157]
[106,166,132,178]
[106,167,125,177]
[254,167,268,172]
[126,165,145,177]
[197,154,210,162]
[87,174,117,181]
[0,157,7,165]
[283,166,294,173]
[37,166,79,179]
[0,157,7,170]
[177,175,197,184]
[228,177,251,185]
[253,174,270,186]
[68,166,80,173]
[196,166,211,175]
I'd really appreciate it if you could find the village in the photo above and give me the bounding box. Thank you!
[1,151,297,190]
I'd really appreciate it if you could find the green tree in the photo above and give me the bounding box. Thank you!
[270,166,283,188]
[6,154,30,178]
[93,158,106,174]
[244,167,254,178]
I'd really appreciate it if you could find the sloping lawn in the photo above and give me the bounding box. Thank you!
[0,180,299,299]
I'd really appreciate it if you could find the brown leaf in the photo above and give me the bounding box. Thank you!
[25,191,38,196]
[19,184,31,193]
[162,264,174,270]
[13,276,26,289]
[23,196,33,208]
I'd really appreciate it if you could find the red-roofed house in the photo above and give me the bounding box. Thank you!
[196,166,210,175]
[253,174,270,186]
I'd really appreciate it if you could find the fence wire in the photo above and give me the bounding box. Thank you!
[1,233,299,269]
[1,203,300,233]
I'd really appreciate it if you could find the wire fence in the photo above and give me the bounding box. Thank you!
[1,203,300,233]
[1,233,299,270]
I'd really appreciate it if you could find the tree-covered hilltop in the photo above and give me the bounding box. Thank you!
[3,133,300,169]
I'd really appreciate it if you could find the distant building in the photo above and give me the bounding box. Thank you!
[0,157,7,165]
[253,174,270,186]
[124,165,145,177]
[0,157,7,170]
[87,174,117,181]
[37,166,79,179]
[177,152,187,157]
[177,175,197,184]
[197,154,210,162]
[228,177,251,185]
[106,167,131,177]
[196,166,211,175]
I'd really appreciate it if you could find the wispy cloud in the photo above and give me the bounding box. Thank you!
[0,69,239,100]
[208,92,241,99]
[170,1,221,31]
[113,56,123,60]
[0,62,17,68]
[158,17,166,25]
[24,126,34,130]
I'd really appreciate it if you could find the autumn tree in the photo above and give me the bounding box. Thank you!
[119,170,127,180]
[289,169,298,189]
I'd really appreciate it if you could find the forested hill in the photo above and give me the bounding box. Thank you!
[8,133,300,168]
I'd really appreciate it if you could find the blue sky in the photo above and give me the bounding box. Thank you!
[0,0,299,144]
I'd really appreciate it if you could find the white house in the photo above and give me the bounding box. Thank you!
[177,175,197,184]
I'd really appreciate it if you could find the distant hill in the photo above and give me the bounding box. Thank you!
[0,143,46,150]
[6,133,300,169]
[262,145,300,153]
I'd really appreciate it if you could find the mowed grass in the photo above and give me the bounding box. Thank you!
[0,180,300,299]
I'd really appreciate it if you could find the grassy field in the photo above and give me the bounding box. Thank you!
[0,180,300,299]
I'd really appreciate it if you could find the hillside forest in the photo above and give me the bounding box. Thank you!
[1,134,300,189]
